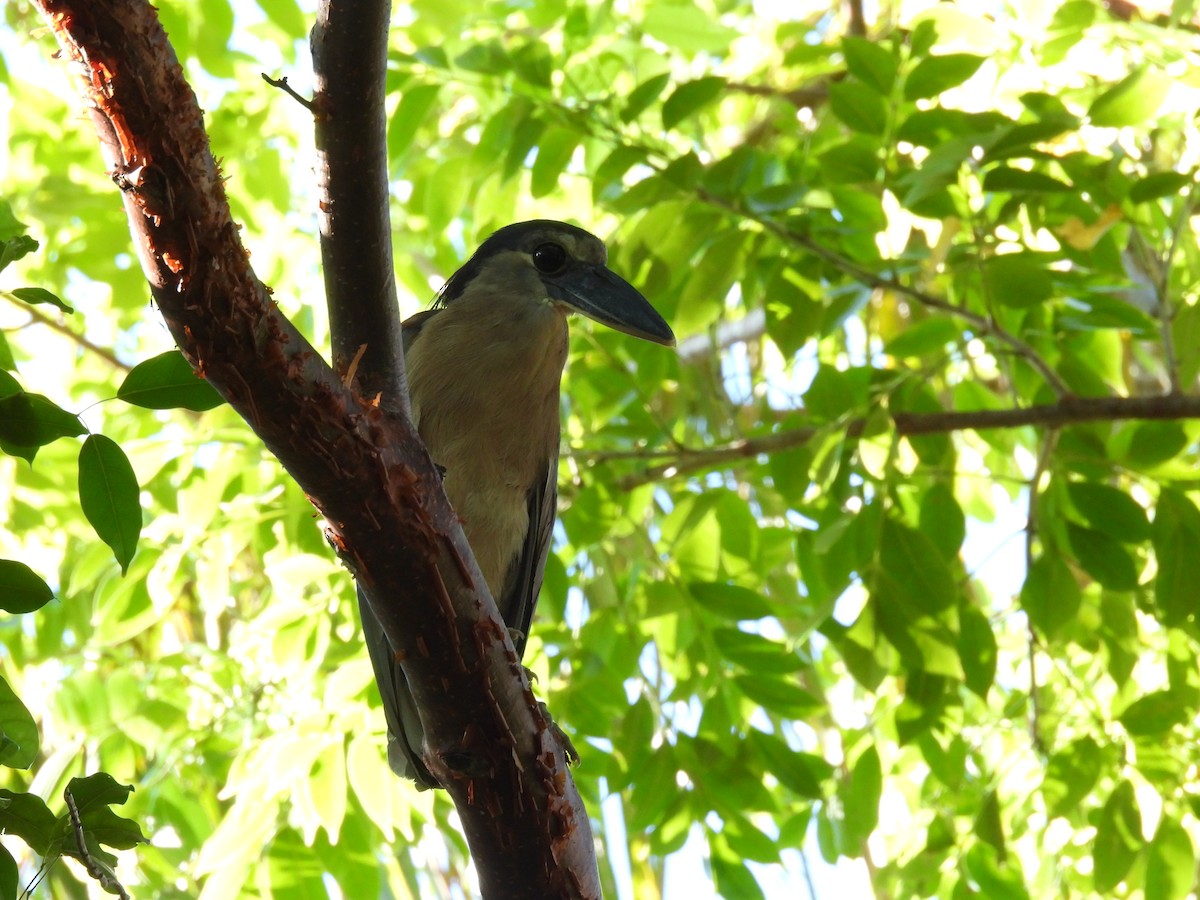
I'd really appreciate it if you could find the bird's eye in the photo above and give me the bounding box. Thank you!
[532,242,569,274]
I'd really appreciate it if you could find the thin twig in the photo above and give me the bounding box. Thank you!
[260,73,314,111]
[2,295,133,372]
[65,787,131,900]
[696,188,1074,399]
[1023,429,1059,757]
[1151,187,1195,395]
[610,392,1200,489]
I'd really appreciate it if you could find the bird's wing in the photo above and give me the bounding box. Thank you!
[499,457,557,659]
[401,308,438,355]
[358,585,439,787]
[355,307,445,788]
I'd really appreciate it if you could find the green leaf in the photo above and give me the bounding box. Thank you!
[641,4,738,53]
[0,202,26,242]
[732,674,822,717]
[453,41,509,75]
[689,582,773,621]
[1066,482,1151,544]
[0,392,84,457]
[804,364,870,420]
[78,434,142,575]
[957,605,997,698]
[974,790,1006,858]
[748,732,831,798]
[0,235,37,276]
[1153,489,1200,626]
[711,852,764,900]
[842,746,882,846]
[622,73,671,123]
[1088,67,1170,126]
[1119,690,1191,736]
[0,677,38,769]
[818,135,881,184]
[962,842,1029,900]
[662,77,725,130]
[1058,293,1157,334]
[713,629,802,674]
[884,317,961,359]
[982,254,1054,307]
[878,518,958,615]
[0,843,16,900]
[1129,171,1192,204]
[982,167,1072,193]
[511,42,553,89]
[919,482,966,558]
[1119,421,1189,468]
[722,816,780,863]
[117,350,225,411]
[1093,781,1143,893]
[1042,737,1106,819]
[843,37,897,94]
[9,287,73,313]
[0,559,54,614]
[904,53,986,100]
[0,791,55,853]
[388,84,441,159]
[1021,555,1081,639]
[530,127,579,198]
[1145,815,1194,900]
[1067,525,1140,591]
[764,269,820,357]
[828,81,887,135]
[259,0,307,38]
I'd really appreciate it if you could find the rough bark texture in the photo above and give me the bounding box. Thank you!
[33,2,599,897]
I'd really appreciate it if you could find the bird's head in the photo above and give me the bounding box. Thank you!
[439,220,676,346]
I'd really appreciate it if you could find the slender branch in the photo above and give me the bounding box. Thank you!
[65,787,131,900]
[725,81,828,111]
[611,393,1200,489]
[34,3,595,897]
[696,187,1075,399]
[847,0,867,36]
[311,0,408,413]
[2,297,132,372]
[1023,429,1059,757]
[675,307,766,362]
[893,393,1200,433]
[1151,187,1194,395]
[260,73,314,111]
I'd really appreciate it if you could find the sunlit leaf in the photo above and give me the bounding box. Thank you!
[117,350,225,411]
[0,678,38,770]
[78,434,142,575]
[1088,67,1170,126]
[904,53,986,100]
[0,560,53,614]
[8,286,73,313]
[662,77,725,129]
[1093,781,1143,893]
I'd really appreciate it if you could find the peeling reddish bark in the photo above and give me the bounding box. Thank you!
[32,2,599,896]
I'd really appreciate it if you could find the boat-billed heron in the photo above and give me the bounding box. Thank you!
[360,220,675,788]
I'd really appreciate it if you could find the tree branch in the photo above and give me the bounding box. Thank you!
[610,392,1200,489]
[694,188,1075,399]
[34,2,597,897]
[2,296,133,372]
[311,0,408,413]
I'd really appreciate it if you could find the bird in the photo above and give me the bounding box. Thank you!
[359,220,675,788]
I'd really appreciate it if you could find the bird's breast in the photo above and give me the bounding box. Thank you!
[405,300,568,595]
